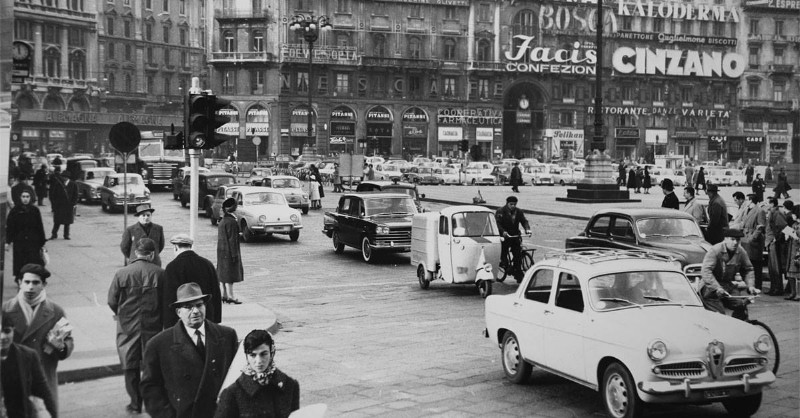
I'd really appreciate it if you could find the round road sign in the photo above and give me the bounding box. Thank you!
[109,122,142,154]
[252,136,262,146]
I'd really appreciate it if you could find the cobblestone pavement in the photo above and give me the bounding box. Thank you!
[8,184,795,417]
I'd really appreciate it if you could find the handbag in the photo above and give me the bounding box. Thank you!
[40,246,50,266]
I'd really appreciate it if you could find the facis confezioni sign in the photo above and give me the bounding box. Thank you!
[616,0,741,22]
[505,37,597,75]
[612,47,745,78]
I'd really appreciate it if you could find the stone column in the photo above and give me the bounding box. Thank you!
[34,23,43,77]
[60,26,69,78]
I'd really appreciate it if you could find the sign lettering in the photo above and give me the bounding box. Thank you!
[612,47,745,78]
[505,36,597,75]
[437,108,503,125]
[616,0,741,22]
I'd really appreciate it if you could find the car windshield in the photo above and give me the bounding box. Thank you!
[383,165,399,171]
[452,212,499,237]
[271,178,301,188]
[243,192,286,205]
[208,176,235,187]
[383,187,416,199]
[365,197,418,216]
[589,271,702,311]
[443,168,458,174]
[110,176,140,185]
[88,169,115,180]
[419,168,432,174]
[636,217,703,238]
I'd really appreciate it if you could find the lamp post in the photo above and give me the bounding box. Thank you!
[289,14,332,156]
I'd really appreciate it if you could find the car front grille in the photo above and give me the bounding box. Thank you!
[724,358,764,376]
[375,227,411,247]
[653,361,707,379]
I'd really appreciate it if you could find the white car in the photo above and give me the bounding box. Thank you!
[467,161,495,177]
[76,167,116,203]
[658,168,686,188]
[260,175,310,214]
[485,249,776,418]
[706,169,733,187]
[374,163,404,181]
[229,187,303,242]
[440,167,464,185]
[551,167,577,185]
[521,165,554,186]
[464,168,496,185]
[723,169,747,187]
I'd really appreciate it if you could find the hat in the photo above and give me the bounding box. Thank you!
[59,170,71,179]
[723,228,744,238]
[222,197,237,211]
[169,233,194,246]
[20,263,51,281]
[661,178,674,191]
[134,204,155,216]
[506,196,518,203]
[706,183,719,193]
[784,200,794,210]
[171,283,210,307]
[136,238,156,253]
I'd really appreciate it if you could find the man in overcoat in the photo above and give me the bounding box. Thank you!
[509,162,522,193]
[2,264,74,410]
[121,204,166,266]
[163,233,222,326]
[705,184,729,245]
[108,238,165,414]
[740,193,767,291]
[765,196,788,295]
[141,283,238,418]
[660,178,680,209]
[48,170,78,239]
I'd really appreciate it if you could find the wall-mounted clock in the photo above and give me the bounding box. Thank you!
[13,42,31,61]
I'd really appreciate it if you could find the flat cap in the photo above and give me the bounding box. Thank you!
[506,196,518,203]
[169,233,194,246]
[136,237,157,253]
[723,228,744,238]
[20,263,51,280]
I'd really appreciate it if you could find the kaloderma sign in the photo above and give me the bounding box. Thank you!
[612,47,745,78]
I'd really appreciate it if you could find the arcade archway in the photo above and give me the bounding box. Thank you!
[503,81,546,160]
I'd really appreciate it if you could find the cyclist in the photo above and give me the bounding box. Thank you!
[495,196,531,280]
[700,228,760,320]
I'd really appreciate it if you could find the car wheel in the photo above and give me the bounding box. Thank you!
[501,331,531,384]
[332,231,345,254]
[477,280,492,298]
[722,393,762,418]
[289,230,300,242]
[240,220,252,243]
[361,236,374,263]
[205,203,213,219]
[602,362,643,418]
[417,264,430,290]
[559,180,565,186]
[734,181,740,186]
[302,206,309,215]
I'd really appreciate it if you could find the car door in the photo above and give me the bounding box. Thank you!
[336,197,358,246]
[608,216,639,251]
[578,215,612,247]
[543,271,587,381]
[437,215,454,282]
[513,268,554,367]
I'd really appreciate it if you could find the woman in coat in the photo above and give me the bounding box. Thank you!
[643,167,652,194]
[218,198,244,304]
[774,167,792,199]
[626,168,637,191]
[215,330,299,418]
[785,207,800,301]
[694,167,707,193]
[33,164,49,206]
[5,189,46,281]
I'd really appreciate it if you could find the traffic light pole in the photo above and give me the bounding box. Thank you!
[189,148,200,241]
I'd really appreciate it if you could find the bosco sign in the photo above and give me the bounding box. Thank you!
[612,47,745,78]
[505,35,597,75]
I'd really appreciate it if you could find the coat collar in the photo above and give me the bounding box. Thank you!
[236,368,288,396]
[6,298,56,342]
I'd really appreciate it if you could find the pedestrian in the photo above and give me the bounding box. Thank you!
[33,164,49,206]
[510,161,522,193]
[752,173,766,203]
[765,164,773,183]
[635,167,644,193]
[745,164,754,185]
[684,163,695,189]
[2,264,74,411]
[785,207,800,301]
[626,167,637,192]
[108,238,165,415]
[705,184,729,245]
[366,164,375,181]
[740,193,767,292]
[333,163,342,192]
[51,155,63,167]
[774,167,792,199]
[660,178,679,209]
[6,189,47,282]
[141,283,239,418]
[215,330,300,418]
[307,169,321,209]
[694,166,706,194]
[682,186,706,224]
[765,196,788,295]
[310,164,324,200]
[10,173,35,208]
[48,170,78,240]
[617,163,626,186]
[1,315,57,418]
[643,167,652,194]
[218,198,244,304]
[120,204,165,267]
[163,233,222,326]
[729,191,748,229]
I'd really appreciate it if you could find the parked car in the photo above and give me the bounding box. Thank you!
[706,169,733,187]
[485,248,775,418]
[66,157,102,181]
[171,166,211,200]
[464,168,497,185]
[440,167,463,185]
[522,164,554,186]
[322,193,418,262]
[356,180,426,213]
[658,168,686,188]
[208,184,244,226]
[76,167,116,203]
[402,166,432,184]
[374,163,404,181]
[179,172,237,216]
[245,167,274,186]
[99,173,151,212]
[260,175,310,214]
[228,186,303,242]
[551,167,577,186]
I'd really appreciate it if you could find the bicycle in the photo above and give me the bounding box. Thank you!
[496,234,535,283]
[724,294,780,374]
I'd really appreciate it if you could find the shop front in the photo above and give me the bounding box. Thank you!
[475,127,493,160]
[290,105,317,157]
[546,129,584,161]
[401,107,428,159]
[329,106,356,155]
[243,106,269,162]
[614,127,640,161]
[740,135,764,163]
[674,130,703,161]
[767,133,791,164]
[437,126,462,157]
[645,129,668,164]
[366,105,393,156]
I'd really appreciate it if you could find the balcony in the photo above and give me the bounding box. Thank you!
[740,99,792,111]
[361,56,441,70]
[214,9,272,21]
[209,51,276,64]
[145,62,159,70]
[468,61,505,71]
[768,64,794,75]
[162,64,176,72]
[440,61,468,71]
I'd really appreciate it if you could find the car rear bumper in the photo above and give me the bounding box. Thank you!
[637,371,774,402]
[249,223,302,234]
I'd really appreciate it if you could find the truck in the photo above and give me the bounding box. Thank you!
[135,131,186,190]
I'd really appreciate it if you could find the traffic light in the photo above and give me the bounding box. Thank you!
[460,139,469,152]
[185,93,231,149]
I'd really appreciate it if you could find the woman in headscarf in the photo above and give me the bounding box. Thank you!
[215,330,300,418]
[5,189,46,282]
[218,198,244,304]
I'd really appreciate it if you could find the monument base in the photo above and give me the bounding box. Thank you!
[556,150,641,203]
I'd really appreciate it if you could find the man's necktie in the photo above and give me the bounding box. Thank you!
[195,329,205,358]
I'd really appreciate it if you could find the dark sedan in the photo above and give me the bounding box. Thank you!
[565,208,712,267]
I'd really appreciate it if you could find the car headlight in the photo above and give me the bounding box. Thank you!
[376,225,390,234]
[144,190,150,197]
[258,215,267,223]
[290,214,300,223]
[647,340,668,361]
[302,194,309,199]
[754,334,771,354]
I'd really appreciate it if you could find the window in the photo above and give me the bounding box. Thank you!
[669,20,676,34]
[180,51,187,68]
[125,44,131,61]
[681,87,692,102]
[223,31,234,52]
[336,0,351,13]
[124,20,131,37]
[610,218,635,240]
[621,86,635,101]
[297,71,308,92]
[775,20,784,36]
[14,21,33,40]
[748,47,760,69]
[164,76,171,95]
[652,85,664,101]
[125,74,132,92]
[179,0,185,14]
[774,48,784,64]
[337,33,351,48]
[145,0,152,9]
[677,117,696,129]
[180,28,186,46]
[768,122,788,132]
[773,81,784,101]
[744,120,761,131]
[107,18,115,36]
[163,0,169,12]
[708,117,726,130]
[68,0,84,10]
[146,76,154,94]
[443,77,456,96]
[617,115,636,127]
[477,78,489,99]
[512,10,537,36]
[108,42,115,59]
[107,73,115,91]
[408,37,421,59]
[68,28,85,47]
[409,75,421,95]
[589,216,611,235]
[147,47,154,63]
[621,16,632,31]
[410,4,421,17]
[145,23,152,41]
[44,25,58,44]
[163,26,170,43]
[163,48,170,65]
[478,3,492,22]
[652,115,668,128]
[653,18,664,32]
[713,22,724,36]
[699,22,709,36]
[524,269,553,304]
[443,38,456,60]
[373,35,386,57]
[253,31,264,52]
[444,6,456,20]
[560,112,574,127]
[199,29,205,48]
[336,73,350,94]
[555,273,584,313]
[749,19,759,35]
[476,39,491,62]
[69,51,85,79]
[251,69,265,94]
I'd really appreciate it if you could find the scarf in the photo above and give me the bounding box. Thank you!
[17,289,46,326]
[242,344,277,386]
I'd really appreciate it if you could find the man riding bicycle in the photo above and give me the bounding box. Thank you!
[700,228,760,320]
[495,196,531,279]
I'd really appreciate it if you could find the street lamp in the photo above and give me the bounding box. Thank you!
[289,14,332,155]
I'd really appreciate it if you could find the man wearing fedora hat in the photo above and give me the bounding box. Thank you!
[163,233,222,326]
[700,228,759,320]
[108,238,165,414]
[121,204,165,267]
[705,183,729,245]
[141,283,238,418]
[48,170,78,240]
